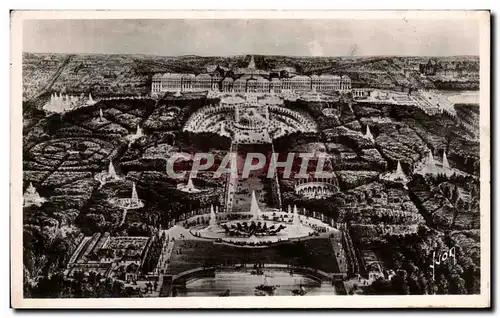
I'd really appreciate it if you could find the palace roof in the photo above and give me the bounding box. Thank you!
[195,73,212,79]
[162,73,183,79]
[319,74,341,79]
[290,75,311,81]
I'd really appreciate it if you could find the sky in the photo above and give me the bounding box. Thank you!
[22,19,480,57]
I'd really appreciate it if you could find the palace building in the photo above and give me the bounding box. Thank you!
[151,71,351,96]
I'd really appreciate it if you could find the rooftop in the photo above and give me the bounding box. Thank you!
[162,73,183,79]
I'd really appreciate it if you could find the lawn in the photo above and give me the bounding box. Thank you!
[165,237,340,275]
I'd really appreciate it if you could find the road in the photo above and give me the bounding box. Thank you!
[24,55,73,115]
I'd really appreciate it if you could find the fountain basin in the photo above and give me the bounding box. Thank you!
[94,172,122,185]
[174,268,337,297]
[194,218,314,245]
[109,198,145,210]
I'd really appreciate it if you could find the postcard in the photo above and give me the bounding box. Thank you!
[10,10,490,308]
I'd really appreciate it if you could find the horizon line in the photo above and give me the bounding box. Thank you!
[22,51,480,58]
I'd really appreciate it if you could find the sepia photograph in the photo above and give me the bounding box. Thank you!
[10,10,490,308]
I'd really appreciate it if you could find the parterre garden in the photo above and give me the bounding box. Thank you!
[23,53,481,296]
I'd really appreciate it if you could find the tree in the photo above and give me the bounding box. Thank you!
[112,280,126,297]
[364,278,395,295]
[437,274,449,294]
[451,185,460,203]
[391,270,410,295]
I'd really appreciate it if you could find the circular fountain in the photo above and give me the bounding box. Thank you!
[125,124,146,145]
[195,191,315,246]
[109,182,145,210]
[177,175,203,193]
[94,160,123,189]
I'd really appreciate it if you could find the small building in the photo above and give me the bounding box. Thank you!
[125,263,139,282]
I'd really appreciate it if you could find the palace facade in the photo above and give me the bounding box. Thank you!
[151,72,352,95]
